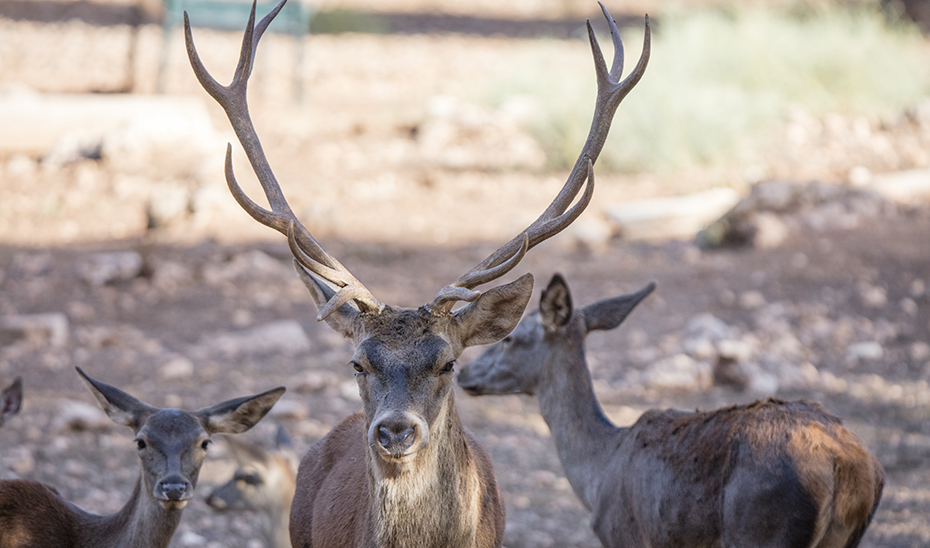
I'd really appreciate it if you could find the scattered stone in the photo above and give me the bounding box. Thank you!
[267,399,309,421]
[197,320,311,357]
[606,187,740,242]
[867,168,930,204]
[911,342,930,362]
[146,183,190,229]
[79,251,144,286]
[739,291,766,310]
[53,400,111,432]
[159,355,195,380]
[0,313,69,347]
[178,531,208,546]
[846,341,884,362]
[642,354,712,391]
[858,284,887,309]
[293,370,340,394]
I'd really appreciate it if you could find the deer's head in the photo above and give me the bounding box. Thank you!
[184,0,649,466]
[0,377,22,429]
[77,367,284,510]
[457,274,654,396]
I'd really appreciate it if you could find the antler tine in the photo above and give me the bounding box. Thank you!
[186,0,384,318]
[428,7,649,314]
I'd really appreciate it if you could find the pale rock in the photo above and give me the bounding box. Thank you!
[339,380,362,401]
[858,284,887,308]
[159,355,195,380]
[910,342,930,362]
[178,531,208,546]
[267,399,309,421]
[716,338,756,362]
[54,400,111,432]
[846,341,884,362]
[751,212,789,249]
[198,320,311,357]
[683,313,734,341]
[79,251,144,286]
[739,291,766,310]
[643,354,712,391]
[0,313,69,347]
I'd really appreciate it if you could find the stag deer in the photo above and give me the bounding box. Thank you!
[0,367,284,548]
[0,377,22,429]
[206,426,298,548]
[458,274,885,548]
[184,1,648,545]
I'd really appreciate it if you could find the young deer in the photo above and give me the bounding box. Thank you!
[206,426,298,548]
[183,1,649,546]
[458,274,885,548]
[0,367,285,548]
[0,377,22,429]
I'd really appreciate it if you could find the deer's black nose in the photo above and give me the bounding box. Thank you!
[376,421,417,454]
[158,481,190,501]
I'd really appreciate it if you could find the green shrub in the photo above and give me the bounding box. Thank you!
[487,4,930,173]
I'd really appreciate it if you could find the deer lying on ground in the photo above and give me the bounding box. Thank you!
[183,1,649,546]
[0,377,22,429]
[458,274,885,548]
[206,426,298,548]
[0,367,284,548]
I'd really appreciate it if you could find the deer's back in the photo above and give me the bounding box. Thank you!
[0,480,80,548]
[290,412,370,548]
[594,399,883,548]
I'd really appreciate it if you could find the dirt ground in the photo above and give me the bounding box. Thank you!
[1,2,930,547]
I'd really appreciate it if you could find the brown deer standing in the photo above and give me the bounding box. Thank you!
[458,274,885,548]
[206,426,298,548]
[0,377,22,429]
[0,367,284,548]
[183,1,649,546]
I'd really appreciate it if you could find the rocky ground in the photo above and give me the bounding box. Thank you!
[1,1,930,547]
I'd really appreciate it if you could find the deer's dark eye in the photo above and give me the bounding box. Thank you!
[352,361,364,373]
[236,472,264,486]
[201,439,212,451]
[502,336,512,344]
[135,439,147,450]
[439,361,455,374]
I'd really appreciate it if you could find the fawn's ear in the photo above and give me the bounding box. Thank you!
[539,274,573,330]
[580,282,655,333]
[76,367,157,432]
[295,261,358,338]
[198,386,285,435]
[0,377,23,425]
[452,274,534,349]
[223,435,272,466]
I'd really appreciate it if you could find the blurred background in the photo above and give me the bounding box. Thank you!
[1,0,929,546]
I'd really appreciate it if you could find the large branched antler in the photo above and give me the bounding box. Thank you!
[428,3,650,313]
[184,0,384,320]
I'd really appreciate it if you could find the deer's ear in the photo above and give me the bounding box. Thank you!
[294,261,357,338]
[198,386,285,435]
[539,274,573,330]
[76,367,156,432]
[223,435,272,466]
[1,377,23,424]
[580,282,655,333]
[453,274,534,348]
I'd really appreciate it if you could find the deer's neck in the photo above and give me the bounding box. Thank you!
[262,496,293,548]
[536,336,626,511]
[367,393,483,548]
[78,476,184,548]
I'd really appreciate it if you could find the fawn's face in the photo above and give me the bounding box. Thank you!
[135,410,212,510]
